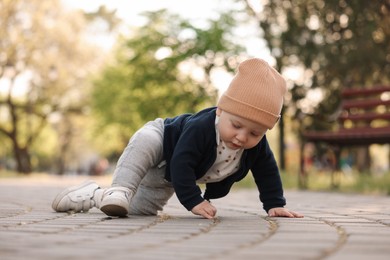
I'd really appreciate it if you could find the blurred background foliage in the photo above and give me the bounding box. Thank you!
[244,0,390,171]
[91,9,244,158]
[0,0,389,193]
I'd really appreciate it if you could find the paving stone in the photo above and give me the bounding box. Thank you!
[0,176,389,259]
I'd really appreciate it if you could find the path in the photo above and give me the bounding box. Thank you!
[0,175,389,259]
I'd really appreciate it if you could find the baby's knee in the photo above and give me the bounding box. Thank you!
[128,203,159,216]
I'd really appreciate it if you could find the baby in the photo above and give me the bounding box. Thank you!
[52,58,303,219]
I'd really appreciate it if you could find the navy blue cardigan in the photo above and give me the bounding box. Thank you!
[163,107,286,212]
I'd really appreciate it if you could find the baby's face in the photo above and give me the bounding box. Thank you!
[216,108,267,150]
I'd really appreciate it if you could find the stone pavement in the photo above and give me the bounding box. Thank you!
[0,175,389,260]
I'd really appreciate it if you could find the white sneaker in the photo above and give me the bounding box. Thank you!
[100,187,132,217]
[52,180,100,213]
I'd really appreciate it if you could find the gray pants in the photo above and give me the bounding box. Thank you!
[111,118,174,215]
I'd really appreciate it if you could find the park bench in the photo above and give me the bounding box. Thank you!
[299,85,390,188]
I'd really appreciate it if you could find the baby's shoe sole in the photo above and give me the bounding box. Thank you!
[101,204,128,217]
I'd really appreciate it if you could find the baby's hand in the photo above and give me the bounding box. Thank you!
[191,200,217,219]
[268,207,304,218]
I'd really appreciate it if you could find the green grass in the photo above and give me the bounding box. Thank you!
[341,172,390,195]
[234,170,390,196]
[0,170,53,179]
[2,169,390,196]
[0,170,21,178]
[298,170,390,195]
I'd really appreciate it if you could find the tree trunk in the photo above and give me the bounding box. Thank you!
[356,146,371,173]
[13,145,32,174]
[278,107,285,170]
[298,141,307,189]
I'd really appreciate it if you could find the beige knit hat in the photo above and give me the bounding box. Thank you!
[217,58,287,129]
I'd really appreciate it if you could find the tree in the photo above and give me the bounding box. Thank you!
[0,0,99,173]
[91,9,245,155]
[243,0,390,170]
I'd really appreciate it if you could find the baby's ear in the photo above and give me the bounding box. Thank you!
[216,107,222,116]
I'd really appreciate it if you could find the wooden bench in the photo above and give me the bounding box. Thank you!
[299,86,390,188]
